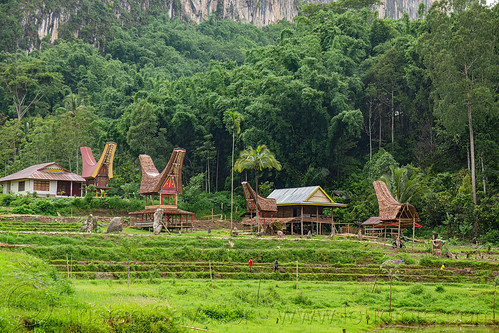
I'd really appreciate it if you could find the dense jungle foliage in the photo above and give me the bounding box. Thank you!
[0,0,497,241]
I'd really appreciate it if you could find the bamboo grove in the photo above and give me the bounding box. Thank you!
[0,0,497,241]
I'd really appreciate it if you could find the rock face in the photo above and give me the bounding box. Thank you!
[80,214,98,233]
[106,217,123,233]
[153,208,164,235]
[18,0,433,50]
[377,0,433,20]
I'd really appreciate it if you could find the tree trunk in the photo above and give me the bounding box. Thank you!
[230,130,235,231]
[464,63,478,234]
[216,150,219,192]
[464,65,477,204]
[369,101,372,161]
[391,88,394,151]
[379,105,382,150]
[480,154,486,194]
[255,172,259,234]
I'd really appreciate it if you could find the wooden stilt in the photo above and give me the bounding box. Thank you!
[300,206,304,236]
[316,207,319,235]
[412,217,415,251]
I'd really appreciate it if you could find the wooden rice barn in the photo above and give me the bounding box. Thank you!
[362,180,421,247]
[128,148,194,232]
[80,142,117,196]
[241,181,280,232]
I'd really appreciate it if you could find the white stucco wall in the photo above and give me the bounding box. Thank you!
[1,180,82,197]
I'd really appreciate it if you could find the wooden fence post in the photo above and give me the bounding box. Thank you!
[296,261,299,294]
[209,261,214,296]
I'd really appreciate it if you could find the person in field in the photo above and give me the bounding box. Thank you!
[274,258,279,272]
[249,257,253,272]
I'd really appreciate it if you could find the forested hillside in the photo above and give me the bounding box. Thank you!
[0,0,497,241]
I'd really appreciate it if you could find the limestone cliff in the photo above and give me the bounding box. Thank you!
[17,0,432,50]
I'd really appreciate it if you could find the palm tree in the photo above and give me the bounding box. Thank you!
[379,166,427,203]
[234,145,282,233]
[56,93,85,173]
[224,111,244,231]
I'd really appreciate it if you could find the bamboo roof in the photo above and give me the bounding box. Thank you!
[241,181,277,213]
[373,180,421,222]
[139,148,185,195]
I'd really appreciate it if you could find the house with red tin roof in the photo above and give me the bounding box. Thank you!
[0,162,85,197]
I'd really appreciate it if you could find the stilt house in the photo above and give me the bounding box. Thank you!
[268,186,347,235]
[362,180,421,239]
[128,148,194,231]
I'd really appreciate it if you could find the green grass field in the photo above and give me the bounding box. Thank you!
[0,218,498,332]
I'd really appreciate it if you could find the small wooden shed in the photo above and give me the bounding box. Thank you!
[363,181,421,244]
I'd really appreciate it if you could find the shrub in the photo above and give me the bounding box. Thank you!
[71,197,88,209]
[292,293,313,306]
[435,285,445,293]
[0,194,16,206]
[32,199,56,215]
[12,204,35,214]
[482,230,499,245]
[408,284,424,295]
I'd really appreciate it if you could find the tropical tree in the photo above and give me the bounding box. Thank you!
[0,57,62,121]
[420,0,498,219]
[379,165,427,203]
[234,145,282,233]
[56,93,87,174]
[224,110,244,231]
[126,100,158,157]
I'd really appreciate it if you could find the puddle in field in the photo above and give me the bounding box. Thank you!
[374,326,499,332]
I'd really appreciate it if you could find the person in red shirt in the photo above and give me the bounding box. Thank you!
[248,257,253,272]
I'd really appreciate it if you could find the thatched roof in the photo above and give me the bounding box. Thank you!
[373,180,420,222]
[139,148,185,195]
[241,181,277,213]
[362,216,383,226]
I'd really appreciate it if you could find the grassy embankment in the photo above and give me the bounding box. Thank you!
[0,250,181,332]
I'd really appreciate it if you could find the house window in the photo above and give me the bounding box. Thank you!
[34,180,50,191]
[18,181,25,192]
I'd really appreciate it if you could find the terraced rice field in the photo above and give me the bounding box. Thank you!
[0,217,497,285]
[0,220,83,232]
[1,216,499,332]
[49,260,495,283]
